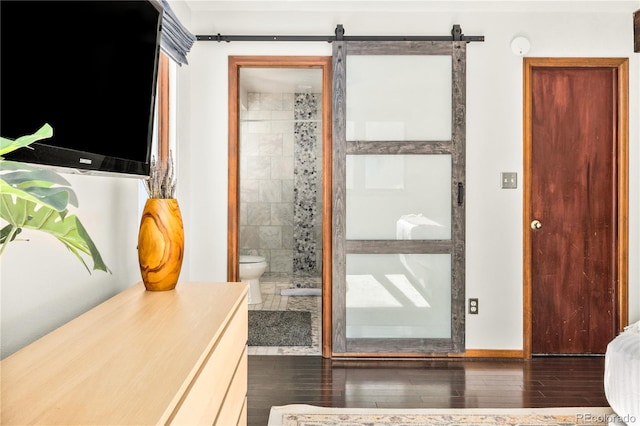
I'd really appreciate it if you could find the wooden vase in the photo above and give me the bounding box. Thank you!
[138,198,184,291]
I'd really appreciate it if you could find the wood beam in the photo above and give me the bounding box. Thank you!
[158,53,170,162]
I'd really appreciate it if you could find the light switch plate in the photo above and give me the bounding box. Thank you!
[501,172,517,189]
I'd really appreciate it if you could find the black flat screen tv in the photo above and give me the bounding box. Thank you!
[1,0,163,177]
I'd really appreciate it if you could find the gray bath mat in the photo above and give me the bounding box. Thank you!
[248,310,312,346]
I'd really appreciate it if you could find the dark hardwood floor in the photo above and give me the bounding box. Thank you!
[247,355,608,425]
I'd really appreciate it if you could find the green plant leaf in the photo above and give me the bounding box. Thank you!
[17,185,73,209]
[0,193,31,226]
[0,180,76,213]
[0,224,22,244]
[0,124,53,156]
[0,195,110,274]
[1,164,73,186]
[0,123,108,275]
[73,216,110,273]
[1,163,78,209]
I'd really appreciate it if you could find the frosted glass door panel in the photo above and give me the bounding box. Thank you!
[346,55,452,141]
[346,254,452,339]
[346,155,451,240]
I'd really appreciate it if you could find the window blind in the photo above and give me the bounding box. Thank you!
[159,0,195,65]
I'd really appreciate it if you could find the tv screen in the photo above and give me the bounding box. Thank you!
[1,0,163,177]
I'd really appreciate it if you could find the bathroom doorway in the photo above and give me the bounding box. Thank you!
[228,56,332,355]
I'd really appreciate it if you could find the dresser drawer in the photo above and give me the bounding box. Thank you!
[215,347,248,425]
[170,297,248,425]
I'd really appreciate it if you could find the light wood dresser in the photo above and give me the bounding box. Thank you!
[1,281,248,425]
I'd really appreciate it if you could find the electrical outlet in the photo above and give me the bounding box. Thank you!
[469,298,479,314]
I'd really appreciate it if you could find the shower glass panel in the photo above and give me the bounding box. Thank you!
[345,55,452,141]
[346,154,452,240]
[346,253,452,339]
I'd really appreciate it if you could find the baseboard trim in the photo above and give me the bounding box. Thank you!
[458,349,524,358]
[329,349,525,359]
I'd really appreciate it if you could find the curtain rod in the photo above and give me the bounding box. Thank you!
[196,24,484,43]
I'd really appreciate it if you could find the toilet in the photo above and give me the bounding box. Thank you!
[239,255,267,304]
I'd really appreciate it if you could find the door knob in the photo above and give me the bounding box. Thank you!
[530,220,542,230]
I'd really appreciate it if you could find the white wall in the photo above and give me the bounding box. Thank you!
[178,1,639,350]
[0,174,142,358]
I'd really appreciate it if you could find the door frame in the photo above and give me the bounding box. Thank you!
[522,57,629,358]
[227,56,333,357]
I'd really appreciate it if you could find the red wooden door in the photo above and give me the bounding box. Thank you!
[529,64,619,354]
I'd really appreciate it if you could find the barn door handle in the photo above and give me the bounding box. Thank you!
[530,219,542,230]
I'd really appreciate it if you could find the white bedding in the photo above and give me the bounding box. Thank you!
[605,321,640,425]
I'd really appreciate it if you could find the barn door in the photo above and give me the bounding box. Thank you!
[331,40,467,356]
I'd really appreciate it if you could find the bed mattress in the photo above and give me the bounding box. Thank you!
[604,321,640,425]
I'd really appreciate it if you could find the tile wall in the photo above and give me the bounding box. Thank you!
[239,92,322,284]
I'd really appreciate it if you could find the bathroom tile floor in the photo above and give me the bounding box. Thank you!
[247,277,322,356]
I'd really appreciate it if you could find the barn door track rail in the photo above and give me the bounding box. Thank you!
[196,24,484,43]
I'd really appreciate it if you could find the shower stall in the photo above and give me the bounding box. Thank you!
[238,68,324,292]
